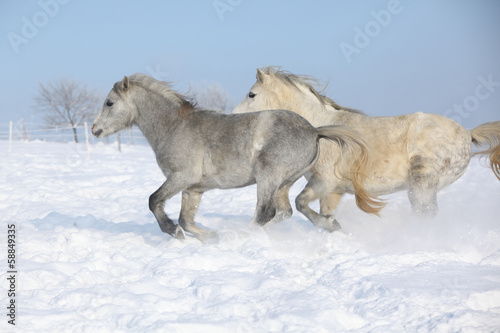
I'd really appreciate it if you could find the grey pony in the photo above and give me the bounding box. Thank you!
[91,74,370,241]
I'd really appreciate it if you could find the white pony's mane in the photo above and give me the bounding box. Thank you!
[259,66,363,114]
[127,73,194,108]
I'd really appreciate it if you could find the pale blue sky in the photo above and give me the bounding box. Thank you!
[1,0,499,128]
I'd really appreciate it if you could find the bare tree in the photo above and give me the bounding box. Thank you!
[190,81,232,113]
[33,78,102,143]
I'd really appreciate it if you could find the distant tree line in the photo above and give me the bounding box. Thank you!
[33,78,101,143]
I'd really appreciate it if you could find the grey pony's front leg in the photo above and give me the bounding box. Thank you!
[149,174,190,239]
[179,190,217,242]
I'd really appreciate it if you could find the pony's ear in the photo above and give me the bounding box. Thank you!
[121,76,129,91]
[256,68,266,83]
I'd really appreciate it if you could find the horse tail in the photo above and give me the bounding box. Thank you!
[470,121,500,181]
[316,126,386,215]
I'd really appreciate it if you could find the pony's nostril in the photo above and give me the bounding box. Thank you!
[93,128,103,137]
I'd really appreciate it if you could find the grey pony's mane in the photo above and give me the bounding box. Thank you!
[259,66,364,115]
[127,73,196,115]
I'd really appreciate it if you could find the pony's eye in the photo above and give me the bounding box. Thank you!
[248,92,256,98]
[106,100,114,107]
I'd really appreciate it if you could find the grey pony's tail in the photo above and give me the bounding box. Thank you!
[316,126,386,215]
[470,121,500,181]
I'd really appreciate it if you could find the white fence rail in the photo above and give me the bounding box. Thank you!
[1,120,149,153]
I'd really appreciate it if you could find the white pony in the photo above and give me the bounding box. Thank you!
[233,67,500,229]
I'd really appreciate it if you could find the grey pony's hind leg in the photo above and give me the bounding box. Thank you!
[262,183,294,227]
[253,168,297,226]
[179,190,217,241]
[296,175,341,232]
[408,155,439,216]
[253,182,278,226]
[253,123,320,227]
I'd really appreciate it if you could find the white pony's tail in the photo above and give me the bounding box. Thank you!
[470,121,500,181]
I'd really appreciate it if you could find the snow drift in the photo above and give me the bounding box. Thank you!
[1,141,499,332]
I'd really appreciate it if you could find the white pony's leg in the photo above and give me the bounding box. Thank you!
[320,193,343,216]
[408,155,439,216]
[296,175,341,232]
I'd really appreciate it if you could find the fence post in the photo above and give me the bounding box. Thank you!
[8,121,13,153]
[84,122,90,159]
[117,133,121,153]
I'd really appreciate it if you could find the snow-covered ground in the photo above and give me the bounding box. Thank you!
[1,140,500,332]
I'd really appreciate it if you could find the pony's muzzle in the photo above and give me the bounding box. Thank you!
[91,124,103,138]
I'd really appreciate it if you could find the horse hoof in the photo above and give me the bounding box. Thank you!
[330,217,342,231]
[173,225,185,239]
[316,215,341,232]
